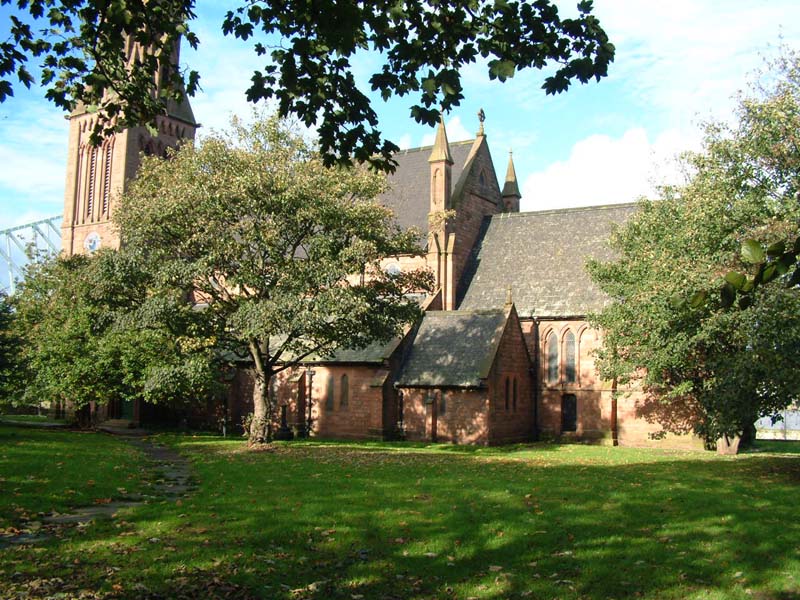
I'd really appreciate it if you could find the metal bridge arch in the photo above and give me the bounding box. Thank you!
[0,216,63,295]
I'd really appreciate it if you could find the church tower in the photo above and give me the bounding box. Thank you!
[61,38,197,256]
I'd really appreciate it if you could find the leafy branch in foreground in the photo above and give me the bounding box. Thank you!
[2,0,613,169]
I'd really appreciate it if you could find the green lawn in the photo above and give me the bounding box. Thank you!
[0,426,148,524]
[0,413,67,425]
[2,430,799,599]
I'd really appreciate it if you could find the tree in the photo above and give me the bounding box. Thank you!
[1,0,614,169]
[11,251,218,422]
[588,57,800,446]
[114,115,432,444]
[709,50,800,307]
[0,292,21,404]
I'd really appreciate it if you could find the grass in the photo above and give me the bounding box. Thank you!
[0,426,148,524]
[1,429,800,599]
[0,413,67,425]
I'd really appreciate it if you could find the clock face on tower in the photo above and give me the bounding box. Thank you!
[84,232,102,253]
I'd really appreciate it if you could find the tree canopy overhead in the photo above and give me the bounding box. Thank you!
[1,0,614,169]
[588,51,800,446]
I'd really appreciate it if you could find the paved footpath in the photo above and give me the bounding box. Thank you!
[0,434,195,548]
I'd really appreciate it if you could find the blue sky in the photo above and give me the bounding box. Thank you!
[1,0,800,232]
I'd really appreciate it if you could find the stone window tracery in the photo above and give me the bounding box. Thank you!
[565,331,576,383]
[546,331,559,383]
[102,140,113,216]
[86,145,98,219]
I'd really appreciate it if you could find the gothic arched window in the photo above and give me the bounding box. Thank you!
[512,378,518,412]
[504,377,510,410]
[340,374,349,409]
[325,374,334,410]
[86,145,98,219]
[565,331,576,383]
[102,140,113,216]
[546,332,559,383]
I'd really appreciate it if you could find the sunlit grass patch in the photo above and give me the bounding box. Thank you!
[2,430,800,599]
[0,426,148,524]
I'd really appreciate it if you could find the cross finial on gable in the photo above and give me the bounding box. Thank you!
[477,108,485,136]
[505,285,513,307]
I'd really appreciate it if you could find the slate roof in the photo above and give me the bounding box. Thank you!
[302,339,399,364]
[396,309,508,388]
[458,204,638,318]
[378,140,474,241]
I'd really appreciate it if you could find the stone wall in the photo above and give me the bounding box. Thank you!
[401,388,489,445]
[487,309,535,444]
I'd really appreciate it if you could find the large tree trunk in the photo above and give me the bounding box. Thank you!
[249,370,269,444]
[248,339,273,445]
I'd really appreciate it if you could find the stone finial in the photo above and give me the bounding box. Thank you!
[505,285,513,307]
[428,115,453,164]
[502,150,521,199]
[477,108,485,136]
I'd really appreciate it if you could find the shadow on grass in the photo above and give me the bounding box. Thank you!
[3,438,800,600]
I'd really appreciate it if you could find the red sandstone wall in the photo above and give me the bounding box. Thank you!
[523,318,704,449]
[487,310,534,444]
[451,145,502,299]
[527,319,612,441]
[306,365,388,439]
[402,388,489,445]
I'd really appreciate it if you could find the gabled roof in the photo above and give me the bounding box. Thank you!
[458,203,637,318]
[396,309,509,388]
[378,140,474,237]
[302,338,400,364]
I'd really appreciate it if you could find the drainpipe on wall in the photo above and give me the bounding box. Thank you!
[532,317,540,441]
[611,376,619,446]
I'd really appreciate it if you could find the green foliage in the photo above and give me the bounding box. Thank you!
[1,0,614,169]
[588,52,800,442]
[10,251,218,414]
[0,0,197,145]
[115,114,432,442]
[0,293,21,403]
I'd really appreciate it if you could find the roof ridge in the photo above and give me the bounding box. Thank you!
[425,308,506,316]
[394,139,475,156]
[492,202,639,219]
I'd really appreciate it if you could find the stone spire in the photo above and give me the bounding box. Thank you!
[428,116,453,164]
[501,150,521,212]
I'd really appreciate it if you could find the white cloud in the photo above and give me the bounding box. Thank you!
[594,0,800,126]
[396,133,412,150]
[521,127,701,211]
[420,115,473,147]
[0,101,68,230]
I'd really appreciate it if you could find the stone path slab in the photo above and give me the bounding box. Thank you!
[0,434,195,548]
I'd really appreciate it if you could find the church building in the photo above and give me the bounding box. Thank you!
[60,67,701,448]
